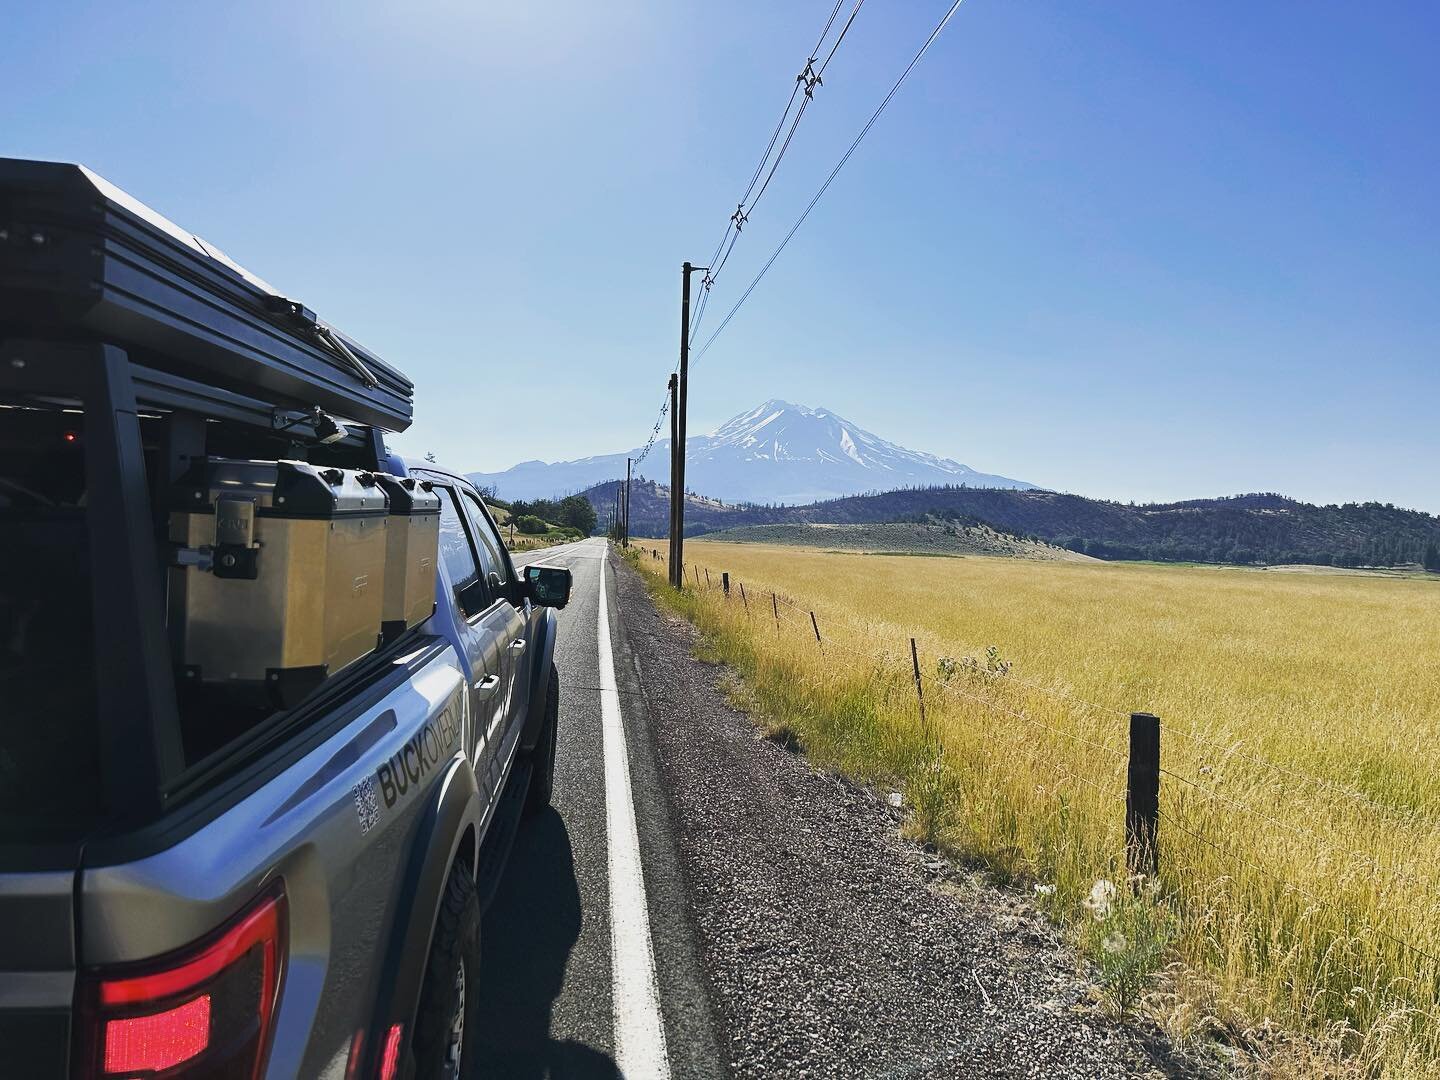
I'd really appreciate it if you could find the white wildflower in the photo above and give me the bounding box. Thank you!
[1082,878,1117,921]
[1033,883,1056,898]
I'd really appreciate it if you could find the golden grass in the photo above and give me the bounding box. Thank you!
[629,540,1440,1076]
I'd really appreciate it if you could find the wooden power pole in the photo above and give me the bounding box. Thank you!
[670,261,701,588]
[667,371,680,586]
[623,456,631,547]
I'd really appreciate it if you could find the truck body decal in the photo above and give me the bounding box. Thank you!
[374,702,462,810]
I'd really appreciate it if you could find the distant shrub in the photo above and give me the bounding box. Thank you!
[515,514,548,535]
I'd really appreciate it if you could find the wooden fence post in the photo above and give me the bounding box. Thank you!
[739,581,748,613]
[704,567,710,587]
[1126,712,1161,880]
[910,637,927,738]
[771,592,780,631]
[722,572,730,596]
[810,611,822,646]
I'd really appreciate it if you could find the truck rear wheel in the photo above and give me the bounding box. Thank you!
[412,861,481,1080]
[524,663,560,816]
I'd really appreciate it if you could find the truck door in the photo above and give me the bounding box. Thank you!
[434,486,508,782]
[457,489,530,791]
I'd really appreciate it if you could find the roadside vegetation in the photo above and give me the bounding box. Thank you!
[485,500,584,552]
[507,494,597,537]
[503,522,584,552]
[624,540,1440,1077]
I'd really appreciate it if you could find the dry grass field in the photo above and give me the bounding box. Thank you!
[627,540,1440,1077]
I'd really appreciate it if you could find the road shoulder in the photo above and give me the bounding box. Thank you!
[609,549,1194,1080]
[605,550,732,1080]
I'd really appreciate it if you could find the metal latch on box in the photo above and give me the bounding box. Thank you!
[173,498,260,579]
[212,497,260,579]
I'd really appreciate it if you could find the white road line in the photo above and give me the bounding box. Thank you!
[598,553,671,1078]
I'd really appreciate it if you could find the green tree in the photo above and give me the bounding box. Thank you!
[556,494,598,536]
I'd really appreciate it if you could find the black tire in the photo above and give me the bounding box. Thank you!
[524,663,560,816]
[412,862,482,1080]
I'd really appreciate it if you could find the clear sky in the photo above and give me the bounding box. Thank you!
[5,2,1436,510]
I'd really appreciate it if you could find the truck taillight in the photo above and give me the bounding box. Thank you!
[76,883,287,1079]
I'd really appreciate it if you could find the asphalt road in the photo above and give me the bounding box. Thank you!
[479,538,1185,1080]
[480,538,722,1079]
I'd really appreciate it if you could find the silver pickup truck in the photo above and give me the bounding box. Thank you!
[0,159,573,1079]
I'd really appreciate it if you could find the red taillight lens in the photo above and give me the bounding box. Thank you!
[104,995,211,1073]
[77,883,287,1079]
[378,1023,404,1080]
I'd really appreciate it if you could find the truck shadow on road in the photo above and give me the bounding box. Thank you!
[475,808,621,1080]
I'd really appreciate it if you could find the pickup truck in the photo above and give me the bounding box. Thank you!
[0,160,574,1079]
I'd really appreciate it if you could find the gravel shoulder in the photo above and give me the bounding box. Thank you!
[610,550,1190,1079]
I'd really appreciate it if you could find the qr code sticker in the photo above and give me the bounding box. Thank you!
[352,776,381,835]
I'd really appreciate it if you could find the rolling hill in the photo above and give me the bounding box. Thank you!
[587,481,1440,569]
[697,522,1092,561]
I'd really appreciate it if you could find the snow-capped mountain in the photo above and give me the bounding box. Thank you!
[468,400,1036,505]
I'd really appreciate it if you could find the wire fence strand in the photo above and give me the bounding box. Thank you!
[1160,810,1440,969]
[669,553,1419,831]
[1159,765,1433,893]
[632,544,1440,1010]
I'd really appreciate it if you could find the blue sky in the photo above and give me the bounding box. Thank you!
[5,2,1436,510]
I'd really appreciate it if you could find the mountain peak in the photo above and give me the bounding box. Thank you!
[468,398,1036,504]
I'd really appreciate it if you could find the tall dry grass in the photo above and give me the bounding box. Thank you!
[628,541,1440,1076]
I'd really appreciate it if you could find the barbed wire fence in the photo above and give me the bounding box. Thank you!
[631,543,1440,977]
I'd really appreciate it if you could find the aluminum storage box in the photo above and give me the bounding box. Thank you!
[0,157,413,432]
[373,473,440,639]
[168,458,390,707]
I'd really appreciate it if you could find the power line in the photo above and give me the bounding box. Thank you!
[738,93,812,241]
[695,0,968,364]
[689,0,863,345]
[736,0,844,211]
[632,391,671,467]
[818,0,865,76]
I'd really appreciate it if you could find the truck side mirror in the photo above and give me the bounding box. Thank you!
[525,564,572,609]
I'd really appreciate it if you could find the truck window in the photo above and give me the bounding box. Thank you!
[0,401,102,843]
[437,488,487,616]
[461,490,509,588]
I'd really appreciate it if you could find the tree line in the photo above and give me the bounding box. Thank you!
[507,494,598,536]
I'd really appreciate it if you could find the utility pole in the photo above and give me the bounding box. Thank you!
[667,372,680,586]
[670,260,704,587]
[624,456,632,547]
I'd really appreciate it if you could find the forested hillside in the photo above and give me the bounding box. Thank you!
[589,481,1440,569]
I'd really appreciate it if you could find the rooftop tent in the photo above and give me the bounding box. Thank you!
[0,157,413,432]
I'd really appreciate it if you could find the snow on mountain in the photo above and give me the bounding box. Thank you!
[468,399,1036,504]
